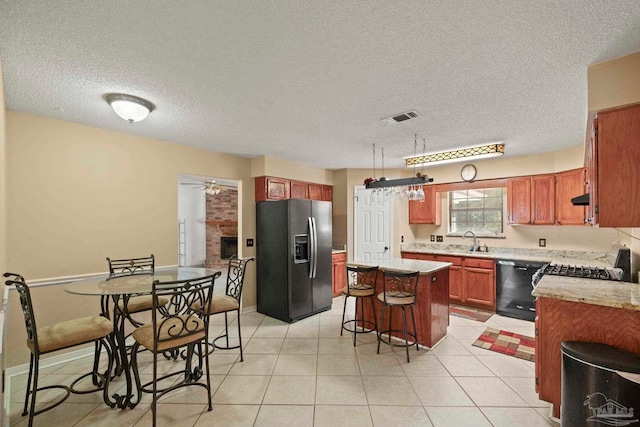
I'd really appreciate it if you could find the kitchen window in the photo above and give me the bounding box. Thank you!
[448,188,503,235]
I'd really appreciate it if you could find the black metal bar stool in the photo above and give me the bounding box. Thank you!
[376,270,420,362]
[341,265,379,346]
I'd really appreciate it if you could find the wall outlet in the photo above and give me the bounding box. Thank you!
[246,238,254,247]
[401,235,404,243]
[430,235,435,242]
[539,238,546,247]
[436,235,443,242]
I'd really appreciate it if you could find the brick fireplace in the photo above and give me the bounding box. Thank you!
[205,189,238,269]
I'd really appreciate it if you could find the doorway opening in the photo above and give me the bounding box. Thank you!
[177,174,239,268]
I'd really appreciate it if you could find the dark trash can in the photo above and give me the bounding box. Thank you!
[561,341,640,427]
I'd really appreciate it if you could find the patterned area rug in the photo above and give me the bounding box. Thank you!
[472,327,535,362]
[449,304,494,323]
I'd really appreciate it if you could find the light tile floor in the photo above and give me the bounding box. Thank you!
[7,297,558,426]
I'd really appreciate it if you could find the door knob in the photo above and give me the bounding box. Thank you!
[384,246,389,251]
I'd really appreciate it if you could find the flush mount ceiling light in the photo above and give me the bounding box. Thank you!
[405,143,505,168]
[105,93,155,123]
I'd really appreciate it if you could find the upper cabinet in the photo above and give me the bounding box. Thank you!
[507,170,586,226]
[408,185,441,225]
[290,180,309,199]
[255,176,333,202]
[507,177,532,224]
[255,176,290,201]
[556,168,586,225]
[588,104,640,227]
[507,175,555,225]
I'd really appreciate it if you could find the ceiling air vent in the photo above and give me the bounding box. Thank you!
[382,110,420,125]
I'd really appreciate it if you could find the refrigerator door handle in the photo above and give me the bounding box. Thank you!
[308,217,315,278]
[311,217,318,278]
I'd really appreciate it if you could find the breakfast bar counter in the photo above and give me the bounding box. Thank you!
[350,257,451,348]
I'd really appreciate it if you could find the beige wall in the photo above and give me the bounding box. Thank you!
[251,155,333,184]
[0,58,6,427]
[588,51,640,112]
[0,60,7,296]
[4,111,258,367]
[342,145,624,259]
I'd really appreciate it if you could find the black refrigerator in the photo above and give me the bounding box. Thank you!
[256,199,332,323]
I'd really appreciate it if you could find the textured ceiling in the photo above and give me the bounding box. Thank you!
[1,1,639,169]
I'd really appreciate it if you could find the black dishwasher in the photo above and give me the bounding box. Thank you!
[496,259,547,321]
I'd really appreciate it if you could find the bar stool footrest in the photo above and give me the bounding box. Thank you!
[378,329,418,347]
[213,334,241,350]
[342,319,377,334]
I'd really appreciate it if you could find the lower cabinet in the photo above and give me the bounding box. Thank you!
[432,255,463,303]
[331,251,347,297]
[401,252,495,311]
[461,257,495,309]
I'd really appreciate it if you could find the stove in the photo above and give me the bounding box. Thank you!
[533,247,632,285]
[539,264,615,280]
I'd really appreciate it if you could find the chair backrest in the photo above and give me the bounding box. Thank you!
[151,271,221,350]
[345,265,379,296]
[225,255,255,300]
[381,270,419,303]
[3,273,39,352]
[106,254,155,279]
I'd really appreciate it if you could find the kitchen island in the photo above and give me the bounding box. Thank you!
[350,257,451,348]
[532,275,640,419]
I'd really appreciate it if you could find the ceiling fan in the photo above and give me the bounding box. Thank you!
[181,180,235,195]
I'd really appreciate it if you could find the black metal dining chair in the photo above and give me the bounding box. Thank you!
[198,256,254,361]
[3,272,115,427]
[376,270,420,363]
[130,272,220,426]
[106,254,169,328]
[341,265,379,346]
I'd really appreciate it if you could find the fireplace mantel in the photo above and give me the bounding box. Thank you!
[205,220,238,226]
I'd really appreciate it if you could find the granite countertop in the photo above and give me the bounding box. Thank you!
[532,275,640,311]
[332,249,347,254]
[401,243,611,267]
[349,257,451,276]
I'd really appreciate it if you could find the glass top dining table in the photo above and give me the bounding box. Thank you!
[63,267,221,296]
[62,266,221,409]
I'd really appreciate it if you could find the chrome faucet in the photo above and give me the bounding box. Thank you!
[463,230,478,251]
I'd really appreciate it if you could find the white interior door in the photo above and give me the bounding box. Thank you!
[355,187,392,263]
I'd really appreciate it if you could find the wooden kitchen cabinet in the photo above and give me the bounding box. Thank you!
[531,175,555,224]
[255,176,333,202]
[331,251,347,297]
[589,104,640,227]
[462,257,495,308]
[555,168,586,225]
[408,186,441,224]
[401,252,494,310]
[586,117,598,224]
[434,255,463,303]
[290,180,309,199]
[536,297,640,418]
[255,176,290,201]
[321,185,333,202]
[507,175,555,225]
[308,183,323,200]
[507,177,531,224]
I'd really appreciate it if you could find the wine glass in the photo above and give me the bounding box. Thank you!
[416,186,425,202]
[408,186,417,201]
